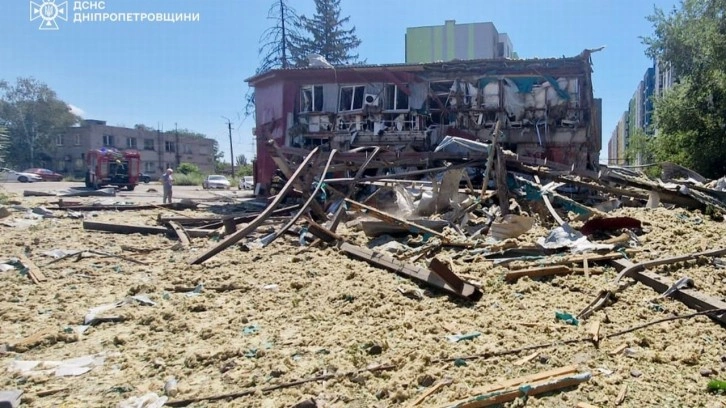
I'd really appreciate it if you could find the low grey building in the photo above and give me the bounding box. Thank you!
[55,120,216,178]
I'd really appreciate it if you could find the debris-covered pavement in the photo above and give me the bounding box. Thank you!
[4,139,726,407]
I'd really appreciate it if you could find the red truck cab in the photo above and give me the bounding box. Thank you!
[85,148,141,190]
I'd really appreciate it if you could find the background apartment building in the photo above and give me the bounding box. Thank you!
[608,60,670,165]
[405,20,514,63]
[57,120,215,178]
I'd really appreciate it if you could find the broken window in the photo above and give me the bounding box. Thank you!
[384,84,409,111]
[300,85,324,112]
[429,81,456,110]
[339,85,365,111]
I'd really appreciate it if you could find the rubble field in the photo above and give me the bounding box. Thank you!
[2,193,726,408]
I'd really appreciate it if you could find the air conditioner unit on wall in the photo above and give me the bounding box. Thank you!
[364,94,379,106]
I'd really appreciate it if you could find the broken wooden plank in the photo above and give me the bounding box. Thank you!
[83,221,213,238]
[86,250,148,265]
[344,198,448,241]
[408,378,453,407]
[512,351,540,366]
[7,328,55,352]
[589,320,601,343]
[306,218,343,243]
[168,221,191,248]
[188,147,320,264]
[508,253,623,270]
[260,149,338,247]
[614,259,726,324]
[608,343,629,356]
[495,145,509,216]
[329,147,381,233]
[51,201,197,211]
[443,371,591,408]
[338,242,481,301]
[267,141,326,219]
[614,247,726,282]
[479,119,500,200]
[615,383,628,406]
[504,264,605,282]
[18,253,46,283]
[429,258,465,293]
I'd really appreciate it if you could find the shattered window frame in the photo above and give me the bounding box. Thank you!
[339,85,365,112]
[300,85,324,113]
[429,80,456,110]
[384,84,409,111]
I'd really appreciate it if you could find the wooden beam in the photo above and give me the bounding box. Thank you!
[83,221,213,238]
[167,221,191,248]
[429,258,465,293]
[188,147,320,264]
[267,141,326,219]
[442,369,590,408]
[507,253,622,270]
[612,258,726,325]
[329,147,381,233]
[344,198,448,241]
[306,217,343,243]
[260,150,337,247]
[18,253,46,284]
[495,145,509,216]
[479,119,500,200]
[338,242,482,301]
[614,247,726,282]
[504,265,605,282]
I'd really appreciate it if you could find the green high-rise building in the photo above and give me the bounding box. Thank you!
[405,20,513,63]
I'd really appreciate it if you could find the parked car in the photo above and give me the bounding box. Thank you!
[202,175,231,189]
[23,168,64,181]
[0,167,43,183]
[238,176,254,190]
[139,173,152,183]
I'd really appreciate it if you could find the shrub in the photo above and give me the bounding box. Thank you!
[174,172,203,186]
[177,162,201,175]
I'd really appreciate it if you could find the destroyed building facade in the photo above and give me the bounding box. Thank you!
[246,50,602,193]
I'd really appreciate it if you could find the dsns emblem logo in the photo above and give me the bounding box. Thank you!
[30,0,68,30]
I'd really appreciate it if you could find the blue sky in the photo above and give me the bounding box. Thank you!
[0,0,679,164]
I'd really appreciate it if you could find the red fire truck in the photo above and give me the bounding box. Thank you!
[85,148,141,190]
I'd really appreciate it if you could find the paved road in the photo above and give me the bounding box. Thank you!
[0,180,255,204]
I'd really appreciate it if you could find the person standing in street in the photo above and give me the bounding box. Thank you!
[162,168,174,203]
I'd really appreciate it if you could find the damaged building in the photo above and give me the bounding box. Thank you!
[246,50,602,193]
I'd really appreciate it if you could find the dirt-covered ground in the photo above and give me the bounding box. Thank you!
[2,191,726,408]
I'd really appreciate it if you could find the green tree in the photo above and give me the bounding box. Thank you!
[246,0,303,119]
[289,0,362,66]
[625,128,654,166]
[236,154,248,167]
[0,126,8,165]
[644,0,726,177]
[0,78,80,168]
[177,162,201,175]
[258,0,302,72]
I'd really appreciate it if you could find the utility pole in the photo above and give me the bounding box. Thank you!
[222,116,234,177]
[175,123,181,167]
